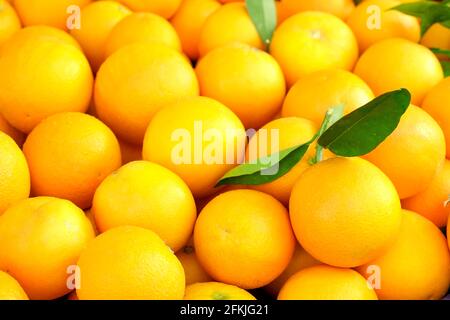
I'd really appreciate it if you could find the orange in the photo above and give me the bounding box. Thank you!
[281,69,375,125]
[0,0,21,47]
[23,112,122,209]
[0,271,28,300]
[198,2,264,57]
[0,197,95,300]
[143,96,246,198]
[270,11,358,87]
[171,0,221,61]
[357,210,450,300]
[347,0,420,52]
[95,43,199,145]
[276,1,290,25]
[85,209,98,235]
[194,190,296,289]
[363,105,446,199]
[402,160,450,228]
[246,117,318,205]
[14,0,92,30]
[93,161,197,252]
[290,157,402,268]
[176,238,213,285]
[119,140,142,164]
[278,265,378,300]
[282,0,355,20]
[422,77,450,158]
[421,23,450,54]
[70,1,131,72]
[0,28,93,133]
[115,0,182,19]
[265,245,320,296]
[354,38,443,105]
[196,44,286,129]
[184,282,256,300]
[76,226,185,300]
[104,12,182,59]
[0,132,30,215]
[0,114,25,146]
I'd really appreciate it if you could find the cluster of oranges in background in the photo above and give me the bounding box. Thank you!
[0,0,449,300]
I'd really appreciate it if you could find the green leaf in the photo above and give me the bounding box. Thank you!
[431,47,450,57]
[391,1,450,36]
[441,61,450,77]
[318,89,411,157]
[246,0,277,49]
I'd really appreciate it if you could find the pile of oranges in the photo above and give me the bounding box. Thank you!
[0,0,449,301]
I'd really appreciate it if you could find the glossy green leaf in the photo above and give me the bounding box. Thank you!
[246,0,277,49]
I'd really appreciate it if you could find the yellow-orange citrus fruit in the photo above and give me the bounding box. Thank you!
[402,160,450,228]
[93,161,197,252]
[347,0,420,52]
[276,1,290,25]
[0,29,93,133]
[14,0,92,30]
[23,112,122,209]
[0,0,21,47]
[354,38,443,105]
[0,132,30,215]
[0,197,95,300]
[85,209,98,235]
[143,96,246,198]
[70,1,131,72]
[194,190,296,289]
[171,0,221,61]
[76,226,185,300]
[198,2,264,57]
[281,69,374,125]
[95,43,199,145]
[104,12,182,59]
[246,117,317,205]
[421,23,450,54]
[422,76,450,158]
[278,265,378,300]
[270,11,358,87]
[0,114,25,146]
[115,0,182,19]
[176,239,213,285]
[357,210,450,300]
[0,271,28,300]
[119,139,142,164]
[282,0,355,20]
[196,44,286,129]
[364,105,446,199]
[265,245,320,296]
[184,282,256,300]
[290,157,402,267]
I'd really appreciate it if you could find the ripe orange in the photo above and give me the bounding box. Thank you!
[0,0,21,47]
[95,43,199,145]
[363,105,446,199]
[23,112,122,209]
[70,1,131,72]
[14,0,92,30]
[354,38,443,105]
[402,160,450,228]
[142,96,246,198]
[357,210,450,300]
[194,190,296,289]
[76,226,185,300]
[196,44,286,129]
[0,197,95,300]
[0,114,25,146]
[290,157,402,267]
[176,238,212,286]
[104,12,182,59]
[171,0,221,61]
[0,28,93,133]
[198,2,264,57]
[0,271,28,300]
[0,132,30,215]
[246,117,317,205]
[115,0,182,19]
[346,0,420,52]
[184,282,256,300]
[421,23,450,54]
[93,161,197,252]
[278,265,378,300]
[422,77,450,158]
[282,0,355,20]
[270,11,358,87]
[281,69,374,125]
